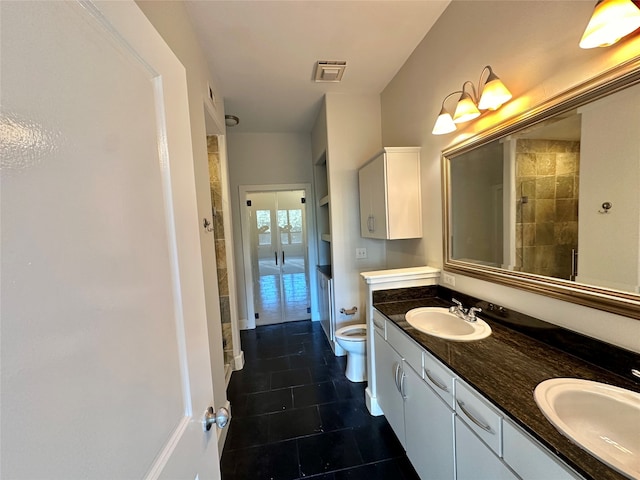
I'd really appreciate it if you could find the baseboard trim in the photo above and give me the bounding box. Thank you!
[365,387,383,416]
[233,350,245,371]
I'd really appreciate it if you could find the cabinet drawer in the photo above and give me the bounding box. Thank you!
[423,350,456,409]
[503,419,583,480]
[455,379,503,456]
[386,320,422,372]
[372,309,386,339]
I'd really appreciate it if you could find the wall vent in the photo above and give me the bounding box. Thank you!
[314,61,347,82]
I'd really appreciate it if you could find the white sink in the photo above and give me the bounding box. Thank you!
[534,378,640,479]
[405,307,491,341]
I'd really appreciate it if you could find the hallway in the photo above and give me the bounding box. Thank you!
[221,320,420,479]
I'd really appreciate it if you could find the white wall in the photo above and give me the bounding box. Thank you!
[323,94,384,328]
[226,133,314,326]
[136,0,228,412]
[577,84,640,293]
[380,0,640,352]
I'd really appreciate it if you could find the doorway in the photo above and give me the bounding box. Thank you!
[241,186,311,326]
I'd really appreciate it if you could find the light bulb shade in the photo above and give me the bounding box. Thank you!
[432,107,457,135]
[579,0,640,49]
[453,93,481,124]
[478,73,512,110]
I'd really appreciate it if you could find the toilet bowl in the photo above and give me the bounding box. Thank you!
[334,324,367,382]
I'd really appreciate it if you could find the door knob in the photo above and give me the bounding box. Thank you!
[203,406,229,431]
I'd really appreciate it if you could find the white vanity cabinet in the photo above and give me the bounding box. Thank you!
[454,379,518,480]
[503,419,583,480]
[373,330,406,446]
[358,147,422,240]
[372,312,584,480]
[455,416,519,480]
[376,320,455,479]
[405,358,455,480]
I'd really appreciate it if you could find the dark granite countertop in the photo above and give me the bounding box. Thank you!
[372,287,640,480]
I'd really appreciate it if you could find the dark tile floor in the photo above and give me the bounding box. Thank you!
[221,320,420,480]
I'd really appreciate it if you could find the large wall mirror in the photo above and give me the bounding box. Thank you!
[442,58,640,319]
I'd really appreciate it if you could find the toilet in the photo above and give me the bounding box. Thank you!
[334,324,367,382]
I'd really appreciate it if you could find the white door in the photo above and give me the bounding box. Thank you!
[241,186,311,327]
[1,2,221,479]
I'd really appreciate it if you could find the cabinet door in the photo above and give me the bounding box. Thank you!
[386,151,422,239]
[374,331,405,447]
[359,154,387,239]
[404,364,455,480]
[455,417,518,480]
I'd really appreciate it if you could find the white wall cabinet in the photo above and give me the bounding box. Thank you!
[358,147,422,240]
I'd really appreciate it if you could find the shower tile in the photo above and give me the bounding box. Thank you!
[555,199,578,222]
[556,152,578,174]
[534,199,555,223]
[535,222,554,245]
[555,175,575,198]
[535,154,556,175]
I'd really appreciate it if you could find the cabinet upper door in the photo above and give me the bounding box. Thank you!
[385,150,422,239]
[359,153,388,239]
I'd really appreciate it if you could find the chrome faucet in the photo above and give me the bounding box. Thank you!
[466,307,482,323]
[449,298,482,323]
[449,298,465,317]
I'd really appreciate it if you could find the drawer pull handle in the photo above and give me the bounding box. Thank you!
[373,319,384,330]
[456,400,493,433]
[425,369,449,392]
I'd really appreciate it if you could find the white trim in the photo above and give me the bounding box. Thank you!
[361,266,441,286]
[144,417,190,480]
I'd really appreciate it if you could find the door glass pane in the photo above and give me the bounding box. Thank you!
[278,191,309,322]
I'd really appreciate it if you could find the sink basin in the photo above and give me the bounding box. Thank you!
[534,378,640,479]
[404,307,491,341]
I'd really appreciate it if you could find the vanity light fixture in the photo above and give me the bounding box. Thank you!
[453,82,481,124]
[579,0,640,49]
[432,65,512,135]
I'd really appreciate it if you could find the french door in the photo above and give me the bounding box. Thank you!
[242,188,310,326]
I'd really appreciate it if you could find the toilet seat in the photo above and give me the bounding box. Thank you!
[335,324,367,340]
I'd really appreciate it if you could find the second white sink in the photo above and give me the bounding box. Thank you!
[534,378,640,479]
[405,307,491,341]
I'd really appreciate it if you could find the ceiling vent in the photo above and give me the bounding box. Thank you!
[314,61,347,82]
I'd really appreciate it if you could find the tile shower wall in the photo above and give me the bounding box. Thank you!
[207,136,233,366]
[515,139,580,280]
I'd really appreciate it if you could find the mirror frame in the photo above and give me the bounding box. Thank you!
[442,57,640,320]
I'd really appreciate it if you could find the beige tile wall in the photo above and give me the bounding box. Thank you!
[207,136,233,364]
[515,139,580,280]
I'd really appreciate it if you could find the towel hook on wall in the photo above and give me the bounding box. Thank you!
[598,202,612,214]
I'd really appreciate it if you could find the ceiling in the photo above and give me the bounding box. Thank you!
[185,1,451,133]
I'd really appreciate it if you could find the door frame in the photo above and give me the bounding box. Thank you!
[239,184,317,329]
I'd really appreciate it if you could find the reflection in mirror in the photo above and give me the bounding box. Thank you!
[450,111,582,282]
[443,69,640,318]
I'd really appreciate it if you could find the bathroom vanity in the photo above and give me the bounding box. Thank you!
[362,276,639,480]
